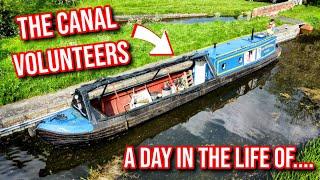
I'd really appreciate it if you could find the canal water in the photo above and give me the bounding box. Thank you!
[0,32,320,179]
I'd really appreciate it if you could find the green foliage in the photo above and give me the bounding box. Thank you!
[273,137,320,180]
[0,18,270,105]
[309,0,320,6]
[0,0,22,37]
[54,0,78,6]
[0,0,79,38]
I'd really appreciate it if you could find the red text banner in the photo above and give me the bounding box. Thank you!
[122,145,315,171]
[12,41,130,78]
[12,5,131,78]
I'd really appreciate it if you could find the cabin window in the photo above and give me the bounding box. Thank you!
[222,63,226,70]
[239,57,243,64]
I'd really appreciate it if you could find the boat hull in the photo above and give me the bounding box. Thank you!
[37,47,281,145]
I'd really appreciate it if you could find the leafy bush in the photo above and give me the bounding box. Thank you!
[0,0,78,38]
[0,0,20,37]
[54,0,78,6]
[309,0,320,6]
[274,137,320,179]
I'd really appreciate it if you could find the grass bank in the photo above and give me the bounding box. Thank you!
[77,0,267,16]
[280,5,320,29]
[0,18,271,106]
[274,137,320,180]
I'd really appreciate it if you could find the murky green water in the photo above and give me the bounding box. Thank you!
[0,32,320,179]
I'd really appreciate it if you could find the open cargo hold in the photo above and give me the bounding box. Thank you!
[90,60,194,117]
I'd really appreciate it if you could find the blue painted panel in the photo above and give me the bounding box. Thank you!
[206,35,276,60]
[261,40,276,57]
[37,108,93,134]
[203,35,276,77]
[216,54,244,75]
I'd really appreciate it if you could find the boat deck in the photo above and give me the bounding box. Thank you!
[0,24,302,138]
[211,35,274,57]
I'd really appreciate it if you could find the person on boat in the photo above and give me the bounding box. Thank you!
[267,19,276,35]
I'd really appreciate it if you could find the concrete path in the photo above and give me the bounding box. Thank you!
[278,16,305,26]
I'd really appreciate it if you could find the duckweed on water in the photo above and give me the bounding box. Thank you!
[88,156,128,180]
[271,31,320,94]
[272,30,320,180]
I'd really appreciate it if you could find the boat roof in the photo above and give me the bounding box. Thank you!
[208,34,275,58]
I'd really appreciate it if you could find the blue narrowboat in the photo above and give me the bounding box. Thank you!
[36,32,281,145]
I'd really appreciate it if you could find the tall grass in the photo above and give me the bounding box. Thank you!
[273,138,320,180]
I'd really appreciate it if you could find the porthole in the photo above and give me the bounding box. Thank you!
[239,57,243,64]
[222,63,226,70]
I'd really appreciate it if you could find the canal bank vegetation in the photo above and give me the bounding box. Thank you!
[0,18,272,105]
[274,137,320,180]
[271,30,320,179]
[88,156,130,180]
[299,88,320,104]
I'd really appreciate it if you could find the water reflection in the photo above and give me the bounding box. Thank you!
[137,68,320,179]
[182,89,318,144]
